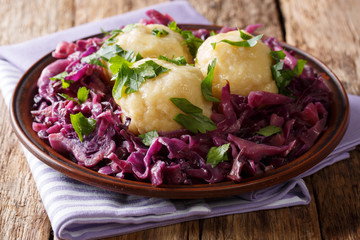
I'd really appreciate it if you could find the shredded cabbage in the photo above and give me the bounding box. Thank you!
[31,10,332,186]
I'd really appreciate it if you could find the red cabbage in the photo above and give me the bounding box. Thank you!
[31,12,332,187]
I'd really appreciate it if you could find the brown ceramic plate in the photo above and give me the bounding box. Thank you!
[10,24,349,199]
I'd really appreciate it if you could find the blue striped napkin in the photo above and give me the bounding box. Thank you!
[1,1,360,239]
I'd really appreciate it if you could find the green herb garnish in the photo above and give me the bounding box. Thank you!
[158,55,187,65]
[210,30,217,36]
[270,50,307,95]
[256,125,282,137]
[58,87,90,105]
[112,59,169,100]
[139,130,159,146]
[81,44,142,68]
[50,71,73,88]
[152,28,169,37]
[211,29,263,49]
[101,25,136,45]
[70,112,97,142]
[168,21,203,58]
[201,58,220,102]
[58,93,77,103]
[170,98,217,133]
[121,24,136,33]
[270,50,286,62]
[82,24,142,67]
[206,143,230,167]
[77,87,90,104]
[102,29,122,45]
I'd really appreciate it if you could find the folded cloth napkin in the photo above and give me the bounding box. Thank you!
[1,1,360,240]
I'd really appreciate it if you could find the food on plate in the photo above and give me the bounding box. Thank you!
[115,58,212,134]
[196,30,277,98]
[30,10,332,186]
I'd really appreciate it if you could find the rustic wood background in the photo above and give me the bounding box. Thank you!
[0,0,359,239]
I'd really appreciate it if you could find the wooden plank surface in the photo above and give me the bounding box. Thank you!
[0,0,359,239]
[281,1,360,239]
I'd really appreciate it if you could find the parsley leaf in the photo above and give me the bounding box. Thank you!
[139,130,159,146]
[101,25,136,45]
[211,30,263,49]
[270,50,286,62]
[103,29,121,44]
[82,44,142,68]
[58,93,77,103]
[50,71,69,81]
[50,71,73,88]
[181,31,204,57]
[201,58,220,102]
[158,55,187,65]
[152,28,169,37]
[168,21,204,58]
[112,63,133,100]
[206,143,230,167]
[270,50,307,95]
[293,59,307,76]
[256,125,282,137]
[121,24,136,33]
[112,59,169,100]
[170,97,217,133]
[70,112,97,142]
[239,30,253,40]
[168,21,182,32]
[58,87,89,105]
[101,24,136,43]
[210,30,217,36]
[77,87,89,104]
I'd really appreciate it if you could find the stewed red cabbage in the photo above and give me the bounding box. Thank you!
[31,10,331,186]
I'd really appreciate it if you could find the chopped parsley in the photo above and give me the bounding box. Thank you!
[70,112,97,142]
[103,24,136,43]
[206,143,231,167]
[270,50,307,95]
[139,130,159,146]
[111,59,169,100]
[152,28,169,37]
[58,87,90,105]
[121,24,136,33]
[81,44,142,68]
[201,58,220,102]
[103,29,122,44]
[58,93,77,103]
[170,97,217,134]
[270,50,286,62]
[211,29,263,49]
[82,24,142,67]
[50,71,73,88]
[77,87,90,104]
[168,21,203,58]
[158,55,187,65]
[256,125,282,137]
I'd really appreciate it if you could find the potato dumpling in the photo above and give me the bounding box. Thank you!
[116,58,212,135]
[115,24,193,63]
[196,30,278,98]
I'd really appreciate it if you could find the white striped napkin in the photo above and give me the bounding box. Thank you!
[1,1,360,239]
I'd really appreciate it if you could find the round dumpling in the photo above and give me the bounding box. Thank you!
[115,58,212,135]
[196,30,278,98]
[115,24,193,63]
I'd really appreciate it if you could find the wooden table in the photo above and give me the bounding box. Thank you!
[1,0,359,239]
